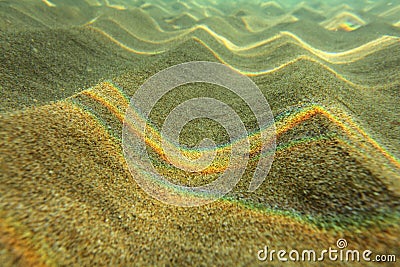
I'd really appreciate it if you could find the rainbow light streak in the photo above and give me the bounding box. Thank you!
[71,82,400,176]
[338,22,361,32]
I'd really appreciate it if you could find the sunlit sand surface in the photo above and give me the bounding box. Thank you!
[0,0,399,265]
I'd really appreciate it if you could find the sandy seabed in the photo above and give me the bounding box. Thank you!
[0,0,399,266]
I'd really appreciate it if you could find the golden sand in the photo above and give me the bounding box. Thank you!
[0,0,399,266]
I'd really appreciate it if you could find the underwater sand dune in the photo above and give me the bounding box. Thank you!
[1,70,399,266]
[320,11,366,31]
[2,61,400,264]
[2,0,399,115]
[1,28,398,117]
[0,0,399,266]
[0,26,148,113]
[2,0,399,33]
[83,7,400,48]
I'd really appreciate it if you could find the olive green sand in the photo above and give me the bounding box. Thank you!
[1,0,399,266]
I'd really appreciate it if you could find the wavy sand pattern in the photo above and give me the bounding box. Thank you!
[0,0,399,266]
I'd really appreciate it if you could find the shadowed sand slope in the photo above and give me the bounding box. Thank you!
[0,0,399,266]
